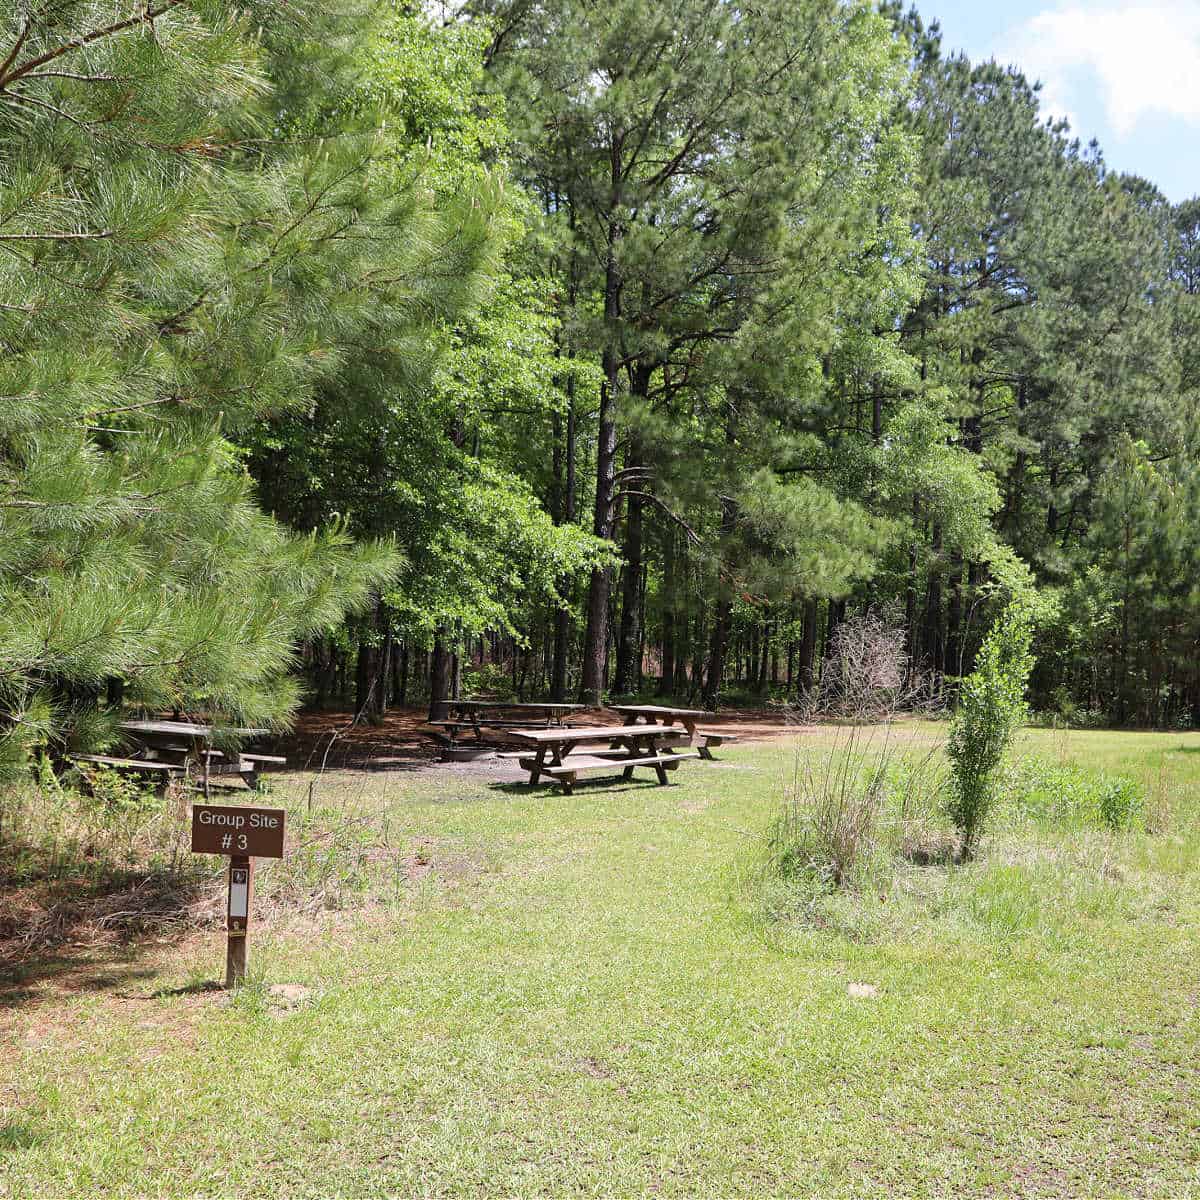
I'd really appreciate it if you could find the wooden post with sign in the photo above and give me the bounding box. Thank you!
[191,803,285,989]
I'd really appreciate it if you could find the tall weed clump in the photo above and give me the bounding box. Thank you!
[946,602,1035,860]
[766,724,893,893]
[761,611,941,918]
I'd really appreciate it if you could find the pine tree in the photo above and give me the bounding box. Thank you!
[0,1,501,774]
[476,0,924,701]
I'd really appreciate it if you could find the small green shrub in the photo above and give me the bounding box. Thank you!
[946,602,1035,860]
[1029,688,1108,730]
[1004,755,1144,831]
[459,662,516,700]
[1097,776,1143,831]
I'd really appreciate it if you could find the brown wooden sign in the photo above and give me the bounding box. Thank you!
[191,804,286,859]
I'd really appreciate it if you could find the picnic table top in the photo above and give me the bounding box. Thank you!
[611,704,714,719]
[449,700,585,711]
[120,719,270,739]
[506,724,681,745]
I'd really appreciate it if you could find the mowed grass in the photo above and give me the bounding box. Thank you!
[3,724,1200,1197]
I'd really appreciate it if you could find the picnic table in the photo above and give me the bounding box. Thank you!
[116,719,283,793]
[612,704,712,736]
[503,724,699,794]
[447,699,583,730]
[424,699,586,755]
[611,705,739,759]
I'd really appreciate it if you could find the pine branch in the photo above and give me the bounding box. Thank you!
[254,159,371,270]
[0,0,189,92]
[19,69,121,82]
[157,293,208,334]
[614,490,701,546]
[0,229,117,241]
[0,18,32,82]
[1,87,100,132]
[93,397,187,417]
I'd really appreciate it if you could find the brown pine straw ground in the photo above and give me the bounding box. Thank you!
[279,704,799,773]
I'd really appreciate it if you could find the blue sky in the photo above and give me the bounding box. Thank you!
[920,0,1200,203]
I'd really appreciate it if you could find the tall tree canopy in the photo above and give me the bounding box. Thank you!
[3,0,1197,749]
[471,0,978,702]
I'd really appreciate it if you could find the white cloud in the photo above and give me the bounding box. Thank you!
[1001,2,1200,136]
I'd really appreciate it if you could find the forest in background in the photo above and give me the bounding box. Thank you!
[3,0,1199,780]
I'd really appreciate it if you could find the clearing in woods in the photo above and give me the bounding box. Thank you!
[2,723,1200,1196]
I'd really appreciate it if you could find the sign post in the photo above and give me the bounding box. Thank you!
[191,803,285,988]
[225,856,252,987]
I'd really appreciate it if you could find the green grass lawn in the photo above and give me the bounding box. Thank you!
[3,724,1200,1197]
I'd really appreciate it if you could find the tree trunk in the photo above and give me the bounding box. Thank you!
[428,631,453,722]
[579,141,624,704]
[551,373,577,702]
[947,551,963,680]
[799,599,818,696]
[659,530,677,696]
[355,639,371,718]
[905,496,920,679]
[676,570,693,696]
[924,524,945,686]
[579,377,618,702]
[379,626,393,716]
[354,601,385,724]
[613,444,645,694]
[689,601,707,699]
[315,637,336,708]
[756,620,770,693]
[703,598,733,707]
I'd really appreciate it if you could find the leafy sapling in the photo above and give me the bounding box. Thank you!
[945,601,1036,861]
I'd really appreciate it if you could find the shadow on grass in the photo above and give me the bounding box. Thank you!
[487,777,668,798]
[0,953,165,1010]
[144,979,225,999]
[1,851,211,1011]
[901,830,962,867]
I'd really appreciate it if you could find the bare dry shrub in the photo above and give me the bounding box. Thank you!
[793,608,937,723]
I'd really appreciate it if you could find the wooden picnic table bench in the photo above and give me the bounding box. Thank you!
[447,700,585,730]
[120,719,270,740]
[68,754,185,797]
[423,700,588,757]
[610,705,739,758]
[118,719,282,792]
[505,724,698,793]
[611,705,713,736]
[448,701,585,715]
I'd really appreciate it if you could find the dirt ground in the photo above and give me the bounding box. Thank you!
[277,705,799,775]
